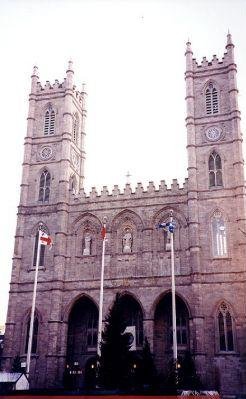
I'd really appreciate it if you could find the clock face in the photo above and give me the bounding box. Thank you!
[206,127,221,141]
[40,146,53,160]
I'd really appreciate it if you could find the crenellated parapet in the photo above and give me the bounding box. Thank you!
[71,178,188,203]
[189,32,235,72]
[30,63,86,106]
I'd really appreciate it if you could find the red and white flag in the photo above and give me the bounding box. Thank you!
[39,231,53,248]
[101,225,106,240]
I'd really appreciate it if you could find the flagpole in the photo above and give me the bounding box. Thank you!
[170,211,178,367]
[97,219,106,357]
[26,229,41,377]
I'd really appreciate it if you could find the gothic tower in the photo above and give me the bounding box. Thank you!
[186,33,246,391]
[3,63,87,387]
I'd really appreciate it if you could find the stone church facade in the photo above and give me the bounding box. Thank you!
[2,34,246,394]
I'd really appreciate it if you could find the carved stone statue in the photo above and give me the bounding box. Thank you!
[83,233,91,255]
[122,229,133,253]
[165,230,171,251]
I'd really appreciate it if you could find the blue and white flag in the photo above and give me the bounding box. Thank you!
[157,221,175,233]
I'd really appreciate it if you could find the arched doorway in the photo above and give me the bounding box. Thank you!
[118,294,144,348]
[154,293,190,373]
[65,296,98,389]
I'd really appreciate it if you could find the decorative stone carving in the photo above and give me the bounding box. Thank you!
[71,149,80,172]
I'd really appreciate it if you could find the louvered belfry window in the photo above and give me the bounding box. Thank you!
[44,105,55,135]
[38,170,51,202]
[209,151,223,187]
[206,83,219,115]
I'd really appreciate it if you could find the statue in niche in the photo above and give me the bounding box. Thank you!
[165,230,171,251]
[83,233,91,256]
[122,228,133,253]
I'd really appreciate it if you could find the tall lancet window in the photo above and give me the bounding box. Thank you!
[72,113,79,144]
[25,313,39,353]
[44,105,55,135]
[38,170,51,203]
[33,224,48,267]
[205,83,219,115]
[211,211,227,257]
[209,151,223,187]
[217,302,234,352]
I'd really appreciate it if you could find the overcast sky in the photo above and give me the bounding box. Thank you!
[1,0,246,326]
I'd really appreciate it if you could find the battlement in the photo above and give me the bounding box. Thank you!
[35,79,84,102]
[71,178,188,203]
[31,63,86,105]
[186,33,235,73]
[192,50,232,71]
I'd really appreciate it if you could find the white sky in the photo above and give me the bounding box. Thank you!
[1,0,246,326]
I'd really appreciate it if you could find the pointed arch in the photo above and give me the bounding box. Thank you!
[216,301,235,352]
[153,207,188,253]
[32,223,49,267]
[71,213,102,257]
[38,169,51,203]
[209,150,223,187]
[111,209,144,254]
[211,210,227,257]
[23,308,41,354]
[153,292,190,371]
[66,296,99,367]
[205,81,219,115]
[44,103,55,135]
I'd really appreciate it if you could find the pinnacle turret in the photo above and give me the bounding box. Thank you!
[66,60,74,89]
[31,65,39,93]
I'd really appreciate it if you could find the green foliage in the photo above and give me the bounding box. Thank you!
[11,355,22,373]
[99,293,132,389]
[140,337,157,386]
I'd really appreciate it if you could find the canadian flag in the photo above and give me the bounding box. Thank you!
[39,231,53,247]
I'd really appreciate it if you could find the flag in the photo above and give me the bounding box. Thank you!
[39,231,53,247]
[157,222,175,233]
[101,225,106,240]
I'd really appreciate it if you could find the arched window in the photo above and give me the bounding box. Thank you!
[217,302,234,351]
[209,151,223,187]
[44,106,55,135]
[72,113,79,144]
[25,314,39,353]
[38,170,51,203]
[211,211,227,257]
[205,83,219,115]
[32,225,48,267]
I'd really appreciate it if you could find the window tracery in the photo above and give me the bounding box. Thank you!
[38,170,51,203]
[209,151,223,187]
[217,302,234,351]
